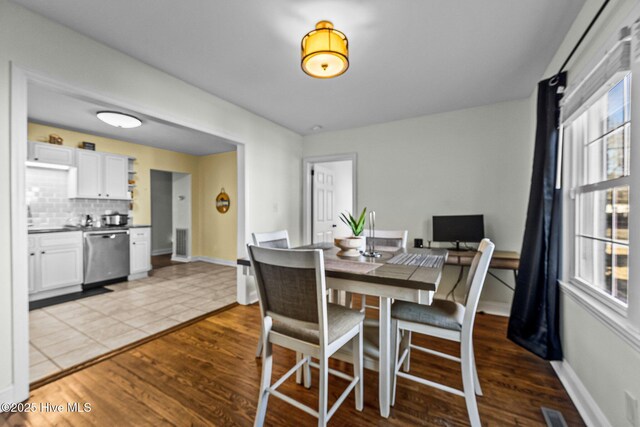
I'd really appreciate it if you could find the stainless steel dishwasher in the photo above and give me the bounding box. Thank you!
[84,229,130,288]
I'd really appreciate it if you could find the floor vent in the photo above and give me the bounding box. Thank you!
[176,229,188,257]
[541,407,568,427]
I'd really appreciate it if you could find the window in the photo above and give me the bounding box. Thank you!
[565,73,631,306]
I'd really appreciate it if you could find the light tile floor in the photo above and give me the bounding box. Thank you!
[29,262,237,382]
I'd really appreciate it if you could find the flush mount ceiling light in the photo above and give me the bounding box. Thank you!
[96,111,142,128]
[301,21,349,79]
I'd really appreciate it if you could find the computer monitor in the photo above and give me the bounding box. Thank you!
[432,215,484,251]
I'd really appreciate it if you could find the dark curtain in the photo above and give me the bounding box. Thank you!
[507,73,566,361]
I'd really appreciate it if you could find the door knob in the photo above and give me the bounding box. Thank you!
[332,224,337,228]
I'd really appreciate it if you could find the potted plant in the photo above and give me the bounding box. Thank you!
[335,207,367,256]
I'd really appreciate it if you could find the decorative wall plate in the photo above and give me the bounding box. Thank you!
[216,188,230,213]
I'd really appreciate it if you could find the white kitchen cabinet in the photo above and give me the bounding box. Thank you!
[75,150,102,198]
[28,141,75,166]
[28,237,36,294]
[103,154,129,199]
[129,227,152,279]
[39,246,84,290]
[69,150,130,200]
[29,231,83,301]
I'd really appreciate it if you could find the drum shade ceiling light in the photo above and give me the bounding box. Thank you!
[301,21,349,79]
[96,111,142,128]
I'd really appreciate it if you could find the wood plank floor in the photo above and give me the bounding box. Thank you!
[2,303,584,426]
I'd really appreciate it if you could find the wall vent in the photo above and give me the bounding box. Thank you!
[176,228,188,257]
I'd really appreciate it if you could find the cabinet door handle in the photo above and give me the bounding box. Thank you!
[41,251,45,254]
[132,242,136,245]
[98,193,102,197]
[30,252,35,256]
[106,194,109,197]
[34,158,39,161]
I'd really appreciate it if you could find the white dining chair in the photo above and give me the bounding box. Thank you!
[390,238,494,427]
[355,229,408,311]
[248,245,364,427]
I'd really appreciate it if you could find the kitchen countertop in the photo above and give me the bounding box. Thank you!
[28,225,151,234]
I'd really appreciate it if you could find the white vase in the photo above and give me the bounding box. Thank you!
[334,236,364,257]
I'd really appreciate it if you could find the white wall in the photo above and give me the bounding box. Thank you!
[150,170,173,254]
[303,98,534,306]
[0,0,302,400]
[542,1,640,426]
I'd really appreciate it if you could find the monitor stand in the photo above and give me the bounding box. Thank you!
[450,241,472,252]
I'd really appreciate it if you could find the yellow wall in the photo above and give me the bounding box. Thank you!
[196,152,238,261]
[28,122,237,261]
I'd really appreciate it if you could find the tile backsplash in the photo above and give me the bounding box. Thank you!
[26,167,129,227]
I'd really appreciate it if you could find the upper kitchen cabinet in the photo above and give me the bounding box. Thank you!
[75,149,101,198]
[103,154,129,199]
[69,150,130,200]
[27,141,75,166]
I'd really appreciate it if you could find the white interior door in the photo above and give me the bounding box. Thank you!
[313,164,336,244]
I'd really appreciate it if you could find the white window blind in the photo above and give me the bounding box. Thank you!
[562,33,630,122]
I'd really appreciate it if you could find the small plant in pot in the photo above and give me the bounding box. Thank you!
[335,208,366,257]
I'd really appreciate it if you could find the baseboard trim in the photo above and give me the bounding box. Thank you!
[194,256,236,267]
[477,301,511,317]
[171,256,191,263]
[128,272,148,281]
[551,360,610,427]
[0,385,14,406]
[151,249,172,256]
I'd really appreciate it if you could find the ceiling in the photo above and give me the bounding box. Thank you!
[14,0,584,135]
[28,83,237,156]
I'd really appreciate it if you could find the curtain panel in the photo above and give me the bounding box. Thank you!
[507,73,566,361]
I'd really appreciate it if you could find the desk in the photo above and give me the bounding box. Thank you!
[446,249,520,291]
[238,244,446,418]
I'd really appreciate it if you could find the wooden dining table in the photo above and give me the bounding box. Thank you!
[237,243,447,418]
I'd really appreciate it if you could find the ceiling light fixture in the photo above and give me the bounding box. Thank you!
[96,111,142,128]
[301,21,349,79]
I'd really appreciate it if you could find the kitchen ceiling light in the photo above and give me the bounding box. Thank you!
[301,21,349,79]
[96,111,142,128]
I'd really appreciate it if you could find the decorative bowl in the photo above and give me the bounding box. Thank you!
[334,237,363,257]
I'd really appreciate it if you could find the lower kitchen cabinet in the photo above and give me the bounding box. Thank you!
[29,231,83,301]
[129,227,151,279]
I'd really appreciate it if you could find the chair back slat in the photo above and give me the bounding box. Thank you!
[363,229,408,249]
[257,238,289,249]
[252,230,291,249]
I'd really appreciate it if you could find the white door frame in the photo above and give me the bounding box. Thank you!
[302,153,357,245]
[8,63,247,403]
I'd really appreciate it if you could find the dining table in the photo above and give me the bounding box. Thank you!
[237,243,447,418]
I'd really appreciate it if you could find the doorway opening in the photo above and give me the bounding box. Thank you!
[9,65,247,400]
[302,154,357,245]
[150,170,193,269]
